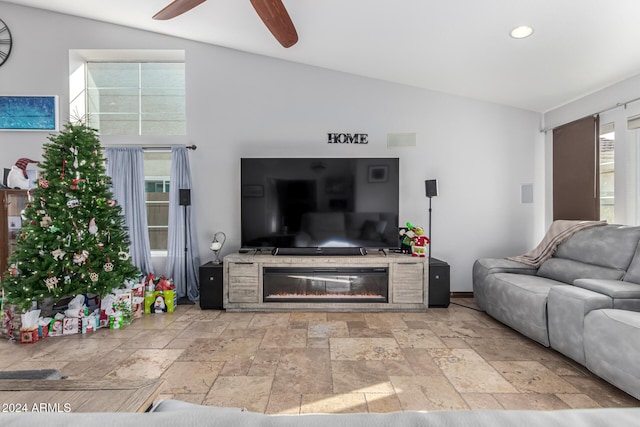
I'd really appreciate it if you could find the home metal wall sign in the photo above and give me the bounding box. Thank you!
[327,133,369,144]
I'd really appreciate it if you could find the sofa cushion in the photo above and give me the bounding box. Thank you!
[584,309,640,400]
[537,258,624,284]
[622,244,640,284]
[554,224,640,270]
[150,400,640,427]
[573,278,640,299]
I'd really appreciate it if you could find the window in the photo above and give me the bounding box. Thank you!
[144,151,172,251]
[86,62,185,135]
[600,123,615,223]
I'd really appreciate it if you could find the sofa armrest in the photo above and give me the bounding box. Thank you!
[472,258,538,311]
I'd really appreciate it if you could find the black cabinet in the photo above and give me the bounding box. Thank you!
[429,258,450,307]
[199,262,224,310]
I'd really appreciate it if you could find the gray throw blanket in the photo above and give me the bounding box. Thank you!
[507,220,607,268]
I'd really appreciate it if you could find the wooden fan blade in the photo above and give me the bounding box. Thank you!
[250,0,298,48]
[153,0,207,20]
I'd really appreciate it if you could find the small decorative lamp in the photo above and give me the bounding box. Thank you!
[210,231,226,264]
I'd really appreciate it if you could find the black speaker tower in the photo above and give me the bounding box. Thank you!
[425,180,437,260]
[178,189,193,304]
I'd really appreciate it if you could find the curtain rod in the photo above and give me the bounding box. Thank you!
[101,144,197,150]
[542,95,640,133]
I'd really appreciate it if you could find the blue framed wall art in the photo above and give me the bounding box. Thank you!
[0,95,59,131]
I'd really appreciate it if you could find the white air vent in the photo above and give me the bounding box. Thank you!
[387,132,416,148]
[521,183,534,204]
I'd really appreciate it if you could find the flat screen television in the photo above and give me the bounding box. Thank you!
[241,158,400,251]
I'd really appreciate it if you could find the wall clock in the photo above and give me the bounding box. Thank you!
[0,18,12,67]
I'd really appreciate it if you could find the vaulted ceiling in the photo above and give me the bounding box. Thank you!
[4,0,640,112]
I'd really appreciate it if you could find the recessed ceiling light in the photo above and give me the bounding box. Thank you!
[510,25,534,39]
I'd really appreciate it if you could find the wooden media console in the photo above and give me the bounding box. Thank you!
[223,252,428,312]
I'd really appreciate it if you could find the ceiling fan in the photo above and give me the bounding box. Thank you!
[153,0,298,48]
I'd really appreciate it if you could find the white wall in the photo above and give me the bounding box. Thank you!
[0,3,542,292]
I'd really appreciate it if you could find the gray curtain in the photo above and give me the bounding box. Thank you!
[104,146,154,274]
[165,147,200,301]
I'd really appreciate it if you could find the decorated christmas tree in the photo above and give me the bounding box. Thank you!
[2,122,140,311]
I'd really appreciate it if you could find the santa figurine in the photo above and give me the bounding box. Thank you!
[6,158,39,189]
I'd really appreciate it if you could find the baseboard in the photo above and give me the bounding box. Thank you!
[450,292,474,298]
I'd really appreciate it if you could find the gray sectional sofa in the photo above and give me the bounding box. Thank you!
[2,401,640,426]
[473,224,640,400]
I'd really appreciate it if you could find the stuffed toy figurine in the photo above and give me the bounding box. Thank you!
[6,158,39,189]
[399,222,417,254]
[410,226,430,257]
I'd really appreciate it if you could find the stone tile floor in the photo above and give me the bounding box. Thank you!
[0,298,637,413]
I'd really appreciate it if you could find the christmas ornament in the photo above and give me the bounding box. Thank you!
[72,220,83,241]
[71,147,79,169]
[88,218,98,235]
[40,216,52,227]
[66,199,80,208]
[89,272,99,282]
[39,178,49,188]
[51,248,66,260]
[8,263,20,277]
[118,251,131,261]
[44,276,59,292]
[48,224,60,233]
[70,178,85,190]
[73,250,89,264]
[104,257,114,272]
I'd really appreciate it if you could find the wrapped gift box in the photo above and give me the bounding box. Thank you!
[1,304,21,341]
[109,312,124,329]
[81,315,99,334]
[144,290,176,314]
[132,296,144,319]
[38,324,49,339]
[49,318,63,337]
[62,317,79,335]
[132,282,144,298]
[20,327,39,344]
[113,289,133,325]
